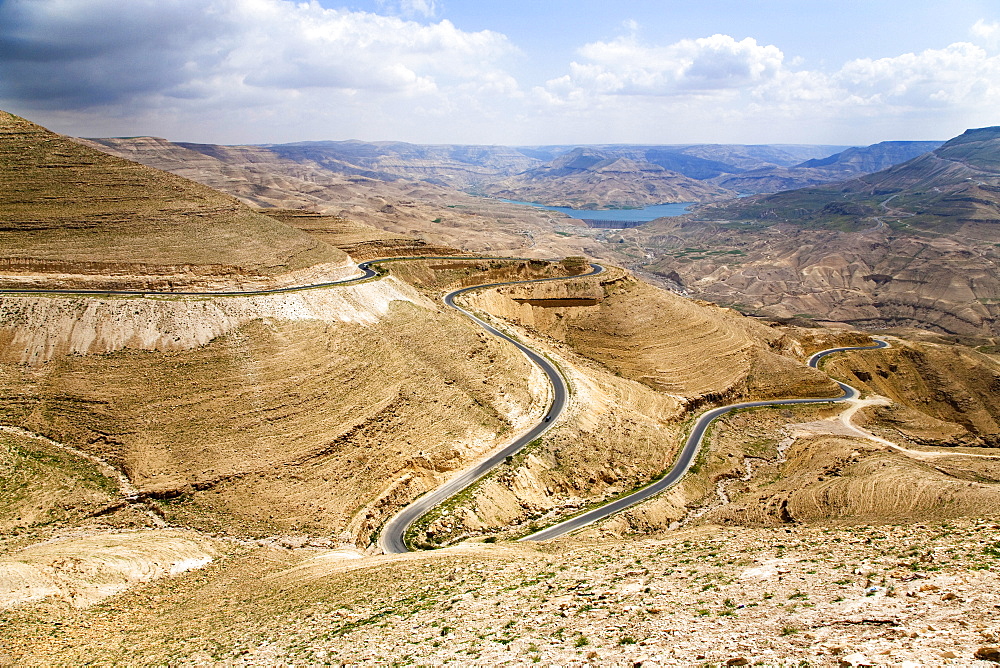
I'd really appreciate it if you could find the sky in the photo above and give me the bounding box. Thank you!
[1,0,999,146]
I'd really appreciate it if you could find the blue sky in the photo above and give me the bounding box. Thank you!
[1,0,998,145]
[351,1,993,70]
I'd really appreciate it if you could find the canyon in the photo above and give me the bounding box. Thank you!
[2,109,1000,665]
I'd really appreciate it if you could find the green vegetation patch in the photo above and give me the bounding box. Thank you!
[0,431,119,533]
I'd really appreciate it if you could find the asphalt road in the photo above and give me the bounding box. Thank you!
[6,256,886,551]
[0,253,595,552]
[0,263,380,297]
[520,338,889,543]
[0,256,569,298]
[378,263,605,554]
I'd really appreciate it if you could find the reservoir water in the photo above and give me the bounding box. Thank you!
[499,199,693,223]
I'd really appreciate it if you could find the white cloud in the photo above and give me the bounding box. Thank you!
[2,4,998,145]
[403,0,438,18]
[533,30,1000,143]
[834,43,1000,109]
[559,33,785,96]
[0,0,511,106]
[971,18,1000,40]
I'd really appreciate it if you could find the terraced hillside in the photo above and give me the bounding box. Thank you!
[470,269,832,401]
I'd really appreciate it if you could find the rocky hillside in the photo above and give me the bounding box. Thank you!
[614,127,1000,336]
[470,269,832,401]
[643,336,1000,531]
[0,112,350,291]
[3,520,998,665]
[0,267,559,544]
[825,339,1000,447]
[398,264,842,546]
[483,148,735,208]
[625,216,1000,335]
[795,140,944,175]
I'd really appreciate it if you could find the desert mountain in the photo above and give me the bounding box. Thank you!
[665,143,850,170]
[262,140,541,190]
[546,143,848,175]
[4,108,1000,666]
[511,143,850,180]
[86,136,851,203]
[613,128,1000,335]
[707,128,1000,233]
[83,134,930,209]
[243,140,849,186]
[713,141,942,193]
[712,140,943,194]
[795,140,944,174]
[79,136,609,258]
[0,112,352,290]
[482,148,735,208]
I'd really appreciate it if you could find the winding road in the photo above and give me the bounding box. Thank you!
[0,256,892,553]
[520,338,889,542]
[377,263,605,554]
[0,263,381,297]
[0,253,604,553]
[0,256,571,298]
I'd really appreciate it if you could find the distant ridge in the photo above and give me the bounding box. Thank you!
[711,140,944,195]
[703,125,1000,233]
[794,140,943,172]
[482,148,734,208]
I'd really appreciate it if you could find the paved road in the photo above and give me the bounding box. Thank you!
[378,263,605,554]
[0,253,598,551]
[520,338,889,543]
[0,264,381,297]
[0,256,571,298]
[6,256,886,551]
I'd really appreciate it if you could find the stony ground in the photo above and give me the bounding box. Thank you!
[2,519,998,666]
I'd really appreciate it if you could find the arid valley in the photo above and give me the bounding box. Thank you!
[3,4,1000,665]
[3,106,1000,666]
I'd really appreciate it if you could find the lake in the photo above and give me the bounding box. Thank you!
[499,199,694,222]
